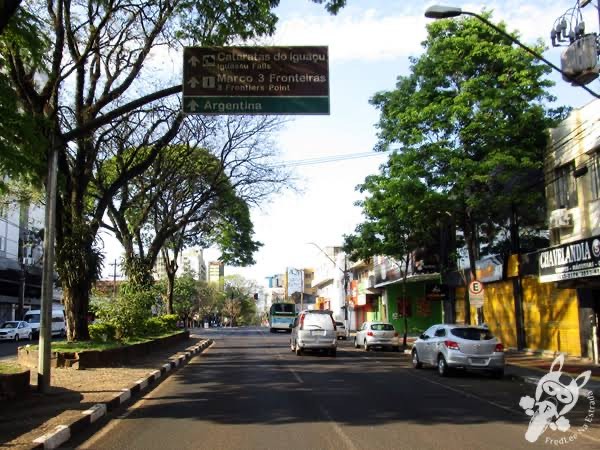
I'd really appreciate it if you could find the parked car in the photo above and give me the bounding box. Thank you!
[354,321,401,352]
[411,324,505,378]
[335,321,347,340]
[290,310,337,356]
[23,307,66,338]
[0,321,33,341]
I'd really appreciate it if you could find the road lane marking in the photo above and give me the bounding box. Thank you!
[318,404,359,450]
[403,370,600,444]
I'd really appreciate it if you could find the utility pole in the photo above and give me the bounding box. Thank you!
[308,242,350,331]
[110,259,118,298]
[38,139,58,393]
[300,269,304,311]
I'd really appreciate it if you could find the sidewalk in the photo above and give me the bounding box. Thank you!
[0,334,212,450]
[505,351,600,396]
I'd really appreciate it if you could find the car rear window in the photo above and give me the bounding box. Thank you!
[304,313,334,329]
[450,328,494,340]
[370,323,394,331]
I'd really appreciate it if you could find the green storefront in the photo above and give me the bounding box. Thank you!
[382,275,444,336]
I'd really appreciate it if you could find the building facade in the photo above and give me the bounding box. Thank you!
[0,195,49,322]
[537,99,600,360]
[208,261,225,290]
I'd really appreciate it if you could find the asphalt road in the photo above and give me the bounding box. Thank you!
[76,327,600,450]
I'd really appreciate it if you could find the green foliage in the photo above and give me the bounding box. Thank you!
[159,314,179,331]
[92,284,157,339]
[214,196,262,266]
[0,8,50,190]
[89,322,117,342]
[363,12,569,265]
[143,317,167,335]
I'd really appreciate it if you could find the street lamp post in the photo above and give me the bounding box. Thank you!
[424,5,600,99]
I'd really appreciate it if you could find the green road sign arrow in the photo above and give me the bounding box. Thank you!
[187,99,199,112]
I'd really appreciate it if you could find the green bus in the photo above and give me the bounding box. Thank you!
[269,302,296,333]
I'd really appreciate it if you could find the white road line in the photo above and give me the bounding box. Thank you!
[319,404,358,450]
[403,370,600,444]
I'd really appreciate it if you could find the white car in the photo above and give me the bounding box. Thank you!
[354,321,401,352]
[335,321,347,340]
[0,321,33,341]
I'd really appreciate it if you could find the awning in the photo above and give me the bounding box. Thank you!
[374,273,440,288]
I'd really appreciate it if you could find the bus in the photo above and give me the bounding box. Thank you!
[269,302,296,333]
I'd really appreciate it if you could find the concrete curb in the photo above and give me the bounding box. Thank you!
[30,338,213,450]
[508,371,595,399]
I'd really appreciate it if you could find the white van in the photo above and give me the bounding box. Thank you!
[290,310,337,357]
[23,306,66,338]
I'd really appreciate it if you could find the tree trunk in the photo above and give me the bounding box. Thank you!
[166,270,175,314]
[123,255,155,288]
[63,277,91,341]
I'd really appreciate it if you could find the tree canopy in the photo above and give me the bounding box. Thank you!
[352,12,569,324]
[0,0,335,341]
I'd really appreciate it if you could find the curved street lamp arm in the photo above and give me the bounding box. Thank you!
[462,11,600,99]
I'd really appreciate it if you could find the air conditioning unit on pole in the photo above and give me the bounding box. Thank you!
[561,34,600,85]
[549,208,573,229]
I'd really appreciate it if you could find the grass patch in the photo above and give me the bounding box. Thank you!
[0,361,27,375]
[29,330,183,353]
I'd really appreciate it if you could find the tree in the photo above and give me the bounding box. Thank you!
[222,275,259,326]
[170,271,199,328]
[368,12,569,324]
[101,115,287,311]
[0,1,286,341]
[344,152,446,345]
[0,8,49,192]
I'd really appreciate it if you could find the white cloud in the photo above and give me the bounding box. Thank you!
[274,10,428,62]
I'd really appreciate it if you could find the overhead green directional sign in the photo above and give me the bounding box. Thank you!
[182,46,329,115]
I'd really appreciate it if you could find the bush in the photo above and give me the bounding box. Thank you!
[89,322,117,342]
[159,314,179,331]
[143,317,166,336]
[92,285,157,339]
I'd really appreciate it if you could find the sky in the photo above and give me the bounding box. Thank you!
[100,0,600,287]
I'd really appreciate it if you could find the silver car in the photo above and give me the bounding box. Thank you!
[354,321,401,352]
[335,321,347,340]
[290,310,337,356]
[412,324,505,378]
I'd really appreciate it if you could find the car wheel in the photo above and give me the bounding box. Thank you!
[363,340,369,351]
[295,344,303,356]
[14,334,19,342]
[27,332,32,341]
[412,350,423,369]
[437,355,450,377]
[354,338,359,348]
[491,369,504,379]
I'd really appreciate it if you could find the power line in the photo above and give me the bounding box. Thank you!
[269,150,392,168]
